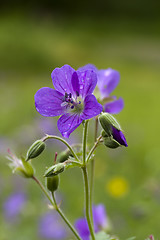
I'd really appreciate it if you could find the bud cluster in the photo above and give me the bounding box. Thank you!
[99,113,128,148]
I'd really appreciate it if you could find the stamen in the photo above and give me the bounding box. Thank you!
[79,101,81,104]
[65,92,68,99]
[69,93,72,98]
[71,105,74,109]
[76,91,79,97]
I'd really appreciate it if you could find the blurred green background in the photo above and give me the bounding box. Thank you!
[0,1,160,239]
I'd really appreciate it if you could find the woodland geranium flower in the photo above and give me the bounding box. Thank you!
[75,204,109,240]
[38,212,67,239]
[35,65,103,138]
[79,64,124,114]
[3,192,27,221]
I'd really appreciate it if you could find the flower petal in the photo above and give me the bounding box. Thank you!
[81,95,103,120]
[112,127,128,147]
[93,204,108,230]
[75,218,90,240]
[98,68,120,99]
[78,64,97,72]
[71,72,80,96]
[57,113,82,138]
[35,87,65,117]
[104,97,124,114]
[77,70,97,99]
[51,65,75,95]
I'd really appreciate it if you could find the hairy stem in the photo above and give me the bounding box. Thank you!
[42,134,80,162]
[82,166,95,240]
[32,176,81,240]
[82,120,89,165]
[90,117,98,223]
[52,192,81,240]
[86,135,102,163]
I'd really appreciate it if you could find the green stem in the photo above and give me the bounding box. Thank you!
[42,134,80,162]
[32,176,82,240]
[82,167,95,240]
[32,176,53,204]
[51,192,82,240]
[82,120,89,165]
[86,135,102,163]
[90,117,98,224]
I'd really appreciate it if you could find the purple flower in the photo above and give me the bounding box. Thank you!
[35,65,103,138]
[3,192,27,221]
[75,204,109,240]
[38,212,67,239]
[79,64,124,114]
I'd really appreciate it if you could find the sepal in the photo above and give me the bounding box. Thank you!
[99,112,121,136]
[44,163,65,177]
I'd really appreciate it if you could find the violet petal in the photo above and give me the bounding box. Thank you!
[3,192,26,220]
[81,94,103,120]
[39,212,67,239]
[104,97,124,114]
[35,87,65,117]
[93,204,108,230]
[112,127,128,147]
[98,69,120,99]
[78,64,97,73]
[71,72,80,96]
[75,218,90,240]
[51,65,75,95]
[77,70,97,99]
[57,113,82,138]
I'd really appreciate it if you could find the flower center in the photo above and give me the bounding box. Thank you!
[61,92,83,114]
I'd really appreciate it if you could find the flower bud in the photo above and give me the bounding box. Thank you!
[46,175,59,192]
[26,140,46,161]
[99,112,121,136]
[57,150,73,163]
[44,163,65,177]
[103,136,121,149]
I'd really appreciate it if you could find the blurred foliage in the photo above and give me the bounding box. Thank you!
[0,5,160,240]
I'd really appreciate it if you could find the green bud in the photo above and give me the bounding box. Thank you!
[26,140,46,161]
[46,175,59,192]
[44,163,65,177]
[99,112,121,136]
[103,136,121,149]
[57,150,73,163]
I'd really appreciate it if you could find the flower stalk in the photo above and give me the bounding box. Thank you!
[32,176,82,240]
[81,166,95,240]
[42,134,80,162]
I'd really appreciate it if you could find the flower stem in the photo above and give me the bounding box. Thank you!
[81,166,95,240]
[82,120,89,165]
[42,134,80,162]
[32,176,82,240]
[86,135,102,163]
[32,176,53,204]
[90,117,98,224]
[51,192,82,240]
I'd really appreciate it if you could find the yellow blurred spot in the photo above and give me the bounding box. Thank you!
[106,176,129,198]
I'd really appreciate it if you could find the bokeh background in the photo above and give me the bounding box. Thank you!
[0,0,160,239]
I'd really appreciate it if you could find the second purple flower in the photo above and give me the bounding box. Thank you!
[35,65,103,138]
